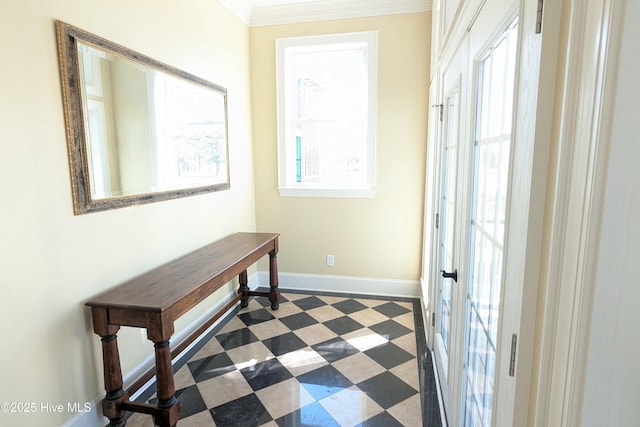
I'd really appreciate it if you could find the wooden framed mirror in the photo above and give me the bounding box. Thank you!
[55,21,230,215]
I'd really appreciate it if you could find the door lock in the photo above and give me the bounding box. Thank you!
[441,269,458,282]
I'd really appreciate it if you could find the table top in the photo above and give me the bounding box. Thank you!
[86,232,278,313]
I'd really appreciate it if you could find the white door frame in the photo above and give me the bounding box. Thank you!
[531,0,626,425]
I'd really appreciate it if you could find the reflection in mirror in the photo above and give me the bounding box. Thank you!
[56,21,230,214]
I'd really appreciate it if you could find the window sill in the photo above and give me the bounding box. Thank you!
[278,187,375,198]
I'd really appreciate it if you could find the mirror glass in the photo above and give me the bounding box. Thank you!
[56,21,230,214]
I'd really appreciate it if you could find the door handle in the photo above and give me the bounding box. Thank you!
[441,269,458,282]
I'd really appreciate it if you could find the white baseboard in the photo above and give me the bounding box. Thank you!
[258,271,421,298]
[66,273,260,427]
[62,397,103,427]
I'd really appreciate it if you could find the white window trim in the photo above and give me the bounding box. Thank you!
[275,31,378,198]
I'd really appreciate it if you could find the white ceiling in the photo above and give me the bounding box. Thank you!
[218,0,432,27]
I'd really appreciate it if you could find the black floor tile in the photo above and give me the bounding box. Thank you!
[331,298,368,314]
[262,331,308,356]
[254,293,289,308]
[297,364,354,401]
[210,393,272,427]
[291,295,327,310]
[216,328,260,351]
[279,311,318,330]
[364,341,414,369]
[238,308,276,326]
[421,349,443,427]
[312,336,360,363]
[373,301,411,318]
[368,319,412,340]
[149,384,208,420]
[276,402,340,427]
[174,385,207,419]
[187,352,236,382]
[322,315,365,335]
[356,411,405,427]
[357,371,418,409]
[240,357,293,391]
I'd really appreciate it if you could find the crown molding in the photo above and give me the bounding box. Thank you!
[252,0,432,26]
[219,0,432,27]
[217,0,253,25]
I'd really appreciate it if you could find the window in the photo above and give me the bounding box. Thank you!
[276,32,378,198]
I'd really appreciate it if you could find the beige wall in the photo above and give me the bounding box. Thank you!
[0,3,431,425]
[251,13,431,282]
[0,1,254,425]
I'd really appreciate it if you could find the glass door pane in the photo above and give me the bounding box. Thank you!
[463,18,518,427]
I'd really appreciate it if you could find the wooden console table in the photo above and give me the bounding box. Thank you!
[86,232,280,427]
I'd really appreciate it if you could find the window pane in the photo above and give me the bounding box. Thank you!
[277,33,377,197]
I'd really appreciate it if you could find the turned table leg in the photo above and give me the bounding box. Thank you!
[269,248,280,310]
[238,270,250,308]
[151,339,180,427]
[91,308,128,426]
[144,316,180,427]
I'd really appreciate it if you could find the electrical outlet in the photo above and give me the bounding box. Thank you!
[326,254,335,267]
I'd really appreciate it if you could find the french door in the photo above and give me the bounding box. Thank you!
[463,15,519,426]
[433,35,468,423]
[431,0,523,425]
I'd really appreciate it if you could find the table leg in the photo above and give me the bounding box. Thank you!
[238,270,250,307]
[269,249,280,310]
[145,315,180,427]
[101,333,128,426]
[91,308,128,426]
[151,339,180,427]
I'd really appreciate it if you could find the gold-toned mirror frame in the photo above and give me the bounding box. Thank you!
[55,20,230,215]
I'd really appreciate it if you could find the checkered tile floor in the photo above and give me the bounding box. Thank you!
[126,290,442,426]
